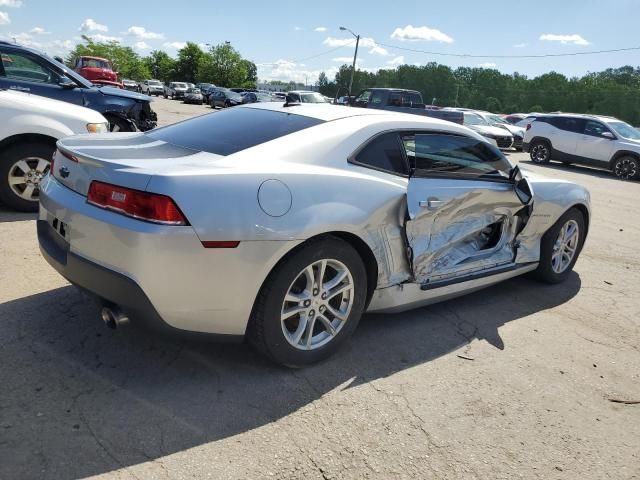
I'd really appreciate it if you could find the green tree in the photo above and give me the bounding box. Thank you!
[174,42,204,83]
[198,42,247,87]
[143,50,175,83]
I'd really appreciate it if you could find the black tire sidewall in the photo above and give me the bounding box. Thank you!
[250,237,368,367]
[613,156,639,180]
[530,140,551,164]
[0,142,54,212]
[534,208,586,284]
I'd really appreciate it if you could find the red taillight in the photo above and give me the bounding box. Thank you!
[526,123,532,131]
[87,181,189,226]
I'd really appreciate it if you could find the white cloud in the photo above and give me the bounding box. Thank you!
[0,11,9,24]
[80,18,108,32]
[540,33,590,46]
[163,41,186,50]
[126,26,164,40]
[387,55,405,65]
[29,26,49,34]
[0,32,73,55]
[332,56,355,63]
[88,34,121,43]
[257,58,337,85]
[324,36,389,56]
[369,45,389,56]
[134,41,150,50]
[314,27,327,32]
[477,62,497,69]
[294,26,302,31]
[391,24,453,43]
[0,0,22,6]
[513,43,528,48]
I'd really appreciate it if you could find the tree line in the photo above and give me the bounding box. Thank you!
[318,63,640,125]
[65,36,257,88]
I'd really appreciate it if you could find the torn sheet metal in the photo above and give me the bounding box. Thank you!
[405,178,524,285]
[365,223,411,288]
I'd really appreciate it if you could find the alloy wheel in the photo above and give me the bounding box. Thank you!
[551,219,580,274]
[531,144,549,163]
[7,156,50,202]
[613,157,638,180]
[281,259,354,351]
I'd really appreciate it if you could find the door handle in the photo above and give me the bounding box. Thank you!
[419,199,443,209]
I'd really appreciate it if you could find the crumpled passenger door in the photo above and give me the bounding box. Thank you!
[403,133,527,285]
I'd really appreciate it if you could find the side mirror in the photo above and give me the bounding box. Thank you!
[510,165,534,205]
[601,131,615,140]
[58,76,76,89]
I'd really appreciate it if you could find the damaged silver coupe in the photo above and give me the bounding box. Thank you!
[37,103,590,366]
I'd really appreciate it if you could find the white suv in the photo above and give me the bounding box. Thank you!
[523,114,640,180]
[0,89,108,211]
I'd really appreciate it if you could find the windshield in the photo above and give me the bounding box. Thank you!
[607,121,640,140]
[300,92,327,103]
[82,58,111,69]
[147,108,324,156]
[257,93,273,102]
[187,88,201,93]
[464,113,488,126]
[488,115,509,125]
[148,80,162,86]
[173,83,187,88]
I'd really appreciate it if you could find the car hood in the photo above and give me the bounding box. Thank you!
[0,89,106,124]
[469,125,513,137]
[615,138,640,149]
[98,86,151,102]
[497,124,525,136]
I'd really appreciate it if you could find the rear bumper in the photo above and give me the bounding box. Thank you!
[38,175,300,336]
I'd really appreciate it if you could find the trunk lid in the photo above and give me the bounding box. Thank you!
[53,133,205,196]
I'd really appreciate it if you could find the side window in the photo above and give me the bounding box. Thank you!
[403,133,512,177]
[370,90,384,105]
[0,50,54,83]
[402,93,422,106]
[354,90,371,106]
[552,117,585,133]
[390,92,402,107]
[583,120,610,137]
[353,132,408,175]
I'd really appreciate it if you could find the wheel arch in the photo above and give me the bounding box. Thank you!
[569,203,590,238]
[529,136,552,148]
[255,231,380,316]
[609,150,640,169]
[0,133,57,152]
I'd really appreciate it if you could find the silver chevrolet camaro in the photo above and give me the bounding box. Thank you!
[38,103,590,366]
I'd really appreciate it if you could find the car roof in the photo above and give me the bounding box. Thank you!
[538,112,619,122]
[79,56,110,61]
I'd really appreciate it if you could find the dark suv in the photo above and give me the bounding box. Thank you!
[0,41,157,132]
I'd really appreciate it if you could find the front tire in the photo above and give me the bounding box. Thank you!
[248,237,367,367]
[0,142,54,212]
[612,155,639,180]
[533,208,586,284]
[530,140,551,164]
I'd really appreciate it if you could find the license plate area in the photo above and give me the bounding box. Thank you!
[51,217,70,242]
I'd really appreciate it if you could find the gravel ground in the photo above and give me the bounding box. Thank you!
[1,98,638,480]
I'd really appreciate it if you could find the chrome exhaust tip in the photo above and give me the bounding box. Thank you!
[100,306,130,329]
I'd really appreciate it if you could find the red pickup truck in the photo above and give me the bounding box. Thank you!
[72,56,122,89]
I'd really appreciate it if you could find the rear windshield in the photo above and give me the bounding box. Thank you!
[147,107,324,156]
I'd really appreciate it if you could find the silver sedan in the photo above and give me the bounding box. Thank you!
[38,104,591,366]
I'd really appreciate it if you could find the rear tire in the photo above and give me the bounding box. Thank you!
[0,141,54,212]
[533,208,586,284]
[247,237,367,367]
[530,140,551,164]
[612,155,639,180]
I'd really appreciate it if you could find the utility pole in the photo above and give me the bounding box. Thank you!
[340,26,360,98]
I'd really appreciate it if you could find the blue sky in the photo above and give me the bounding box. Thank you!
[1,0,639,83]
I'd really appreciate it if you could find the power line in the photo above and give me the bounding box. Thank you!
[258,41,356,66]
[375,41,640,59]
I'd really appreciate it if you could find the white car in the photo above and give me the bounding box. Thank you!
[523,113,640,179]
[0,89,108,211]
[446,109,514,149]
